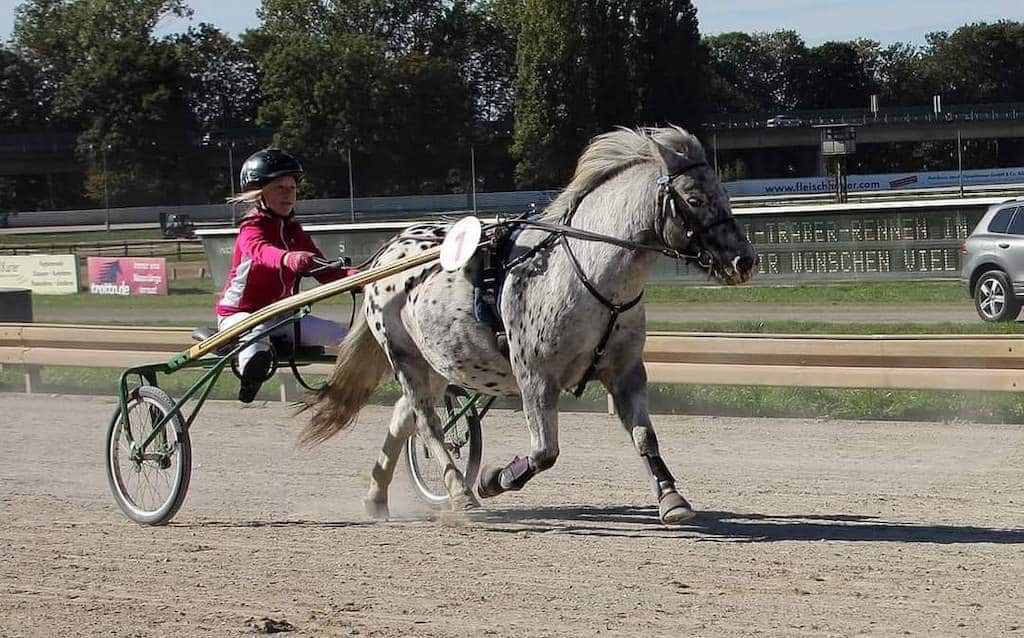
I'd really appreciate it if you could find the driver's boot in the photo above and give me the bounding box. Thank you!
[238,350,273,403]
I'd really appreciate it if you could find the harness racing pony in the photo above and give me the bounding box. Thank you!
[302,126,757,524]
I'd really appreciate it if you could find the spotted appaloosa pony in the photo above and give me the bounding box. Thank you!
[301,126,756,524]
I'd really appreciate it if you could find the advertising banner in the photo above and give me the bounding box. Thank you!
[87,257,168,296]
[0,254,79,294]
[725,166,1024,197]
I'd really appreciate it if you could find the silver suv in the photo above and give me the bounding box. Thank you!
[961,197,1024,321]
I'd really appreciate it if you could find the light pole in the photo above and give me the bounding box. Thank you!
[712,131,719,174]
[347,147,355,223]
[957,128,964,198]
[226,141,235,196]
[102,144,110,232]
[470,146,477,214]
[225,141,238,223]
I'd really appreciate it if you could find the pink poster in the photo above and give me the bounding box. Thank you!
[87,257,168,296]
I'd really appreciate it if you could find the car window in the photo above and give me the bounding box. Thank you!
[1008,209,1024,235]
[988,207,1017,233]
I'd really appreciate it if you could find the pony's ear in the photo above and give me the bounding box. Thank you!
[649,138,689,176]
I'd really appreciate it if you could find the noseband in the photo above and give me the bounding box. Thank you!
[655,161,736,271]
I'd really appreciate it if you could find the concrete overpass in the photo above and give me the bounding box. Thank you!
[707,118,1024,151]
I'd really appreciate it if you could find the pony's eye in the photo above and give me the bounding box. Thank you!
[686,197,704,208]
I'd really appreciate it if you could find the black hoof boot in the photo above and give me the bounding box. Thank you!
[477,465,504,499]
[658,490,695,525]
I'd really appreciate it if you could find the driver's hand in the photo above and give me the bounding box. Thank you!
[282,250,317,274]
[312,264,363,288]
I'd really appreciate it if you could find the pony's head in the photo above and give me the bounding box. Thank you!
[647,127,756,285]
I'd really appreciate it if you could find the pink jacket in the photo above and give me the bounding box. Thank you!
[215,208,358,316]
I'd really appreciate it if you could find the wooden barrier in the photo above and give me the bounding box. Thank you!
[3,324,1024,399]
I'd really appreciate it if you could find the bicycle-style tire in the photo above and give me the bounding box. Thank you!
[105,385,192,525]
[405,386,483,507]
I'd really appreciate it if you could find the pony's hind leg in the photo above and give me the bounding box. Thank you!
[478,381,560,498]
[364,395,416,520]
[393,366,480,511]
[606,363,695,525]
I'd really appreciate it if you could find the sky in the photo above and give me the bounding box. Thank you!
[0,0,1020,46]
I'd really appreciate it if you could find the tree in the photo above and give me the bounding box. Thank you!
[703,29,810,115]
[512,0,707,188]
[704,31,774,114]
[256,1,476,196]
[630,0,706,128]
[0,45,51,131]
[756,30,809,111]
[173,24,261,133]
[13,0,203,206]
[798,41,873,109]
[873,42,929,108]
[922,21,1024,103]
[511,0,589,188]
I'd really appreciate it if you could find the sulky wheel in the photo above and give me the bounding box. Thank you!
[405,385,483,507]
[105,385,192,525]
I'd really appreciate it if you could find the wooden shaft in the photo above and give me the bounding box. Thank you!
[185,246,442,360]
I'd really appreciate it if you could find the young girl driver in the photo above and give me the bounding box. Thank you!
[216,148,359,402]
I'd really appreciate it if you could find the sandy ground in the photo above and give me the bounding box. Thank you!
[2,394,1024,637]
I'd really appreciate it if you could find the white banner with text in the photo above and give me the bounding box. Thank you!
[0,254,79,295]
[726,166,1024,197]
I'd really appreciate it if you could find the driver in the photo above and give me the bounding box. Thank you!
[215,148,360,403]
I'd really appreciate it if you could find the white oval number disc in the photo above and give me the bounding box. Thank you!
[440,216,482,272]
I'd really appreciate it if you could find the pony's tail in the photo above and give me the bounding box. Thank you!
[299,313,391,447]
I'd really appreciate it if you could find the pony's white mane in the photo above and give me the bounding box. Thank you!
[543,126,706,221]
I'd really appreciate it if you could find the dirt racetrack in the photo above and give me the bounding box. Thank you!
[2,393,1024,637]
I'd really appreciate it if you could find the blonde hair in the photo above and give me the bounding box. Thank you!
[227,189,262,206]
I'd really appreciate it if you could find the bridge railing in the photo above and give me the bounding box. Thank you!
[705,102,1024,130]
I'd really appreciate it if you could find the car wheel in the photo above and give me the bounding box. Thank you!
[974,270,1020,322]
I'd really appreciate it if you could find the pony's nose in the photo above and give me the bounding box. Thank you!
[735,254,756,274]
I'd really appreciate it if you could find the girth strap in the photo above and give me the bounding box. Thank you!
[561,233,643,397]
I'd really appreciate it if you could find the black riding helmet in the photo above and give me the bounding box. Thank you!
[239,148,304,192]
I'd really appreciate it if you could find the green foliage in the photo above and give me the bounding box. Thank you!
[12,0,211,207]
[923,21,1024,104]
[512,0,706,188]
[798,41,874,109]
[0,45,50,130]
[511,1,588,188]
[2,2,1023,208]
[705,29,808,113]
[173,24,261,132]
[255,1,479,196]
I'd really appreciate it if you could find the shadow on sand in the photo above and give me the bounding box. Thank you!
[467,504,1024,544]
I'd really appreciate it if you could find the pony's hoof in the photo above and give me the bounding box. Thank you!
[363,498,390,520]
[658,491,695,525]
[477,465,504,499]
[450,491,481,511]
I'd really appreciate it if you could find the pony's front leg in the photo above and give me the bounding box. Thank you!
[607,363,695,525]
[478,383,560,498]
